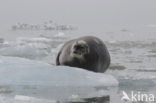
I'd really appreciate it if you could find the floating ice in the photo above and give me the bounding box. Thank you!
[54,32,65,37]
[107,69,156,80]
[14,95,57,103]
[0,36,67,64]
[0,45,48,59]
[16,37,52,45]
[0,37,55,60]
[0,56,118,87]
[0,38,9,48]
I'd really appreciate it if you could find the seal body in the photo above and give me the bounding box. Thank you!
[56,36,110,72]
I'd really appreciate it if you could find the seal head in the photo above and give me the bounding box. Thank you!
[71,40,89,59]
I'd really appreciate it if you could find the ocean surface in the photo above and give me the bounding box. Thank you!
[0,23,156,103]
[0,0,156,102]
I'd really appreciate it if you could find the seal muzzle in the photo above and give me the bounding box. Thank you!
[72,40,89,56]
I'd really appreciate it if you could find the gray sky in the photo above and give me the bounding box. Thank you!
[0,0,156,29]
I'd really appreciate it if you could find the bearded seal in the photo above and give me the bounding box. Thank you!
[56,36,110,72]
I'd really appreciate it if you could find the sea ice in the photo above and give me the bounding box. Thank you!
[0,56,118,87]
[0,45,48,59]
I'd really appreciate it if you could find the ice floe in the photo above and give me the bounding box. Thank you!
[0,56,118,87]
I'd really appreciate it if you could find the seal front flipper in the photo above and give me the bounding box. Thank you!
[56,51,61,65]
